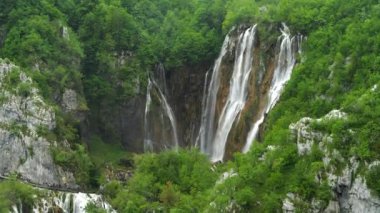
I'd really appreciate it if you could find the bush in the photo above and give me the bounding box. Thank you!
[17,82,32,97]
[0,178,40,212]
[108,149,218,211]
[52,144,95,187]
[366,165,380,195]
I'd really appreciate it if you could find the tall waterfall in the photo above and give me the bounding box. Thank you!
[144,64,179,151]
[199,25,257,162]
[198,23,301,161]
[198,33,231,155]
[243,24,299,152]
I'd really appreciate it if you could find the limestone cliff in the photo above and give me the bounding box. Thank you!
[0,59,77,189]
[283,110,380,213]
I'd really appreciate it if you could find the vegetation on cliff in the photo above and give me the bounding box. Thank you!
[0,178,39,212]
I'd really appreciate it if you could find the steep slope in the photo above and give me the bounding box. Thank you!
[0,59,76,189]
[287,110,380,212]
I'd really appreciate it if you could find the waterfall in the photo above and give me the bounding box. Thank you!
[211,25,257,162]
[243,23,299,153]
[61,26,69,40]
[144,64,179,151]
[199,25,257,162]
[144,79,153,151]
[195,70,210,148]
[199,33,231,155]
[12,192,114,213]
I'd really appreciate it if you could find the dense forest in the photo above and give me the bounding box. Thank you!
[0,0,380,212]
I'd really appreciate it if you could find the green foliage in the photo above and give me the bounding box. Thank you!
[107,149,218,212]
[85,202,108,213]
[87,136,132,185]
[367,165,380,196]
[52,144,96,188]
[17,82,32,97]
[0,178,40,212]
[88,136,130,167]
[8,122,30,137]
[223,0,259,31]
[159,182,180,207]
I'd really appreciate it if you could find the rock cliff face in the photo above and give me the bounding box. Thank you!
[166,62,212,147]
[84,94,146,153]
[286,110,380,213]
[0,59,77,189]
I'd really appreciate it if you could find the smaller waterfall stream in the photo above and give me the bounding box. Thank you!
[243,24,299,152]
[144,65,179,151]
[144,79,154,151]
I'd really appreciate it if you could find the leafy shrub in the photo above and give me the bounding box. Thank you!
[0,178,40,212]
[52,144,95,187]
[17,82,32,97]
[107,149,218,211]
[367,165,380,195]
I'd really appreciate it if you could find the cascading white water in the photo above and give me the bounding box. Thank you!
[195,70,210,148]
[153,79,179,150]
[199,25,257,162]
[243,24,299,153]
[144,66,179,151]
[12,191,114,213]
[144,79,153,151]
[211,25,257,162]
[199,34,231,155]
[155,63,168,96]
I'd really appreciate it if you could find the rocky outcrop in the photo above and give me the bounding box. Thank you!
[287,110,380,213]
[62,89,79,112]
[0,59,77,189]
[289,109,347,156]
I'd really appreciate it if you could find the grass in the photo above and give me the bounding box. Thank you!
[88,136,131,167]
[88,136,133,185]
